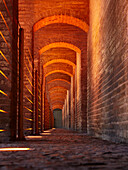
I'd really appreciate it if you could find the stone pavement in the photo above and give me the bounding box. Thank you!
[0,128,128,170]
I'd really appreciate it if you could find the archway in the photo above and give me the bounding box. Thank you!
[33,15,89,33]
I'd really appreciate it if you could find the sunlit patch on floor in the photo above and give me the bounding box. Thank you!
[25,136,43,140]
[0,148,32,151]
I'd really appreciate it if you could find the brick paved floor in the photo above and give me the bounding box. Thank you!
[0,128,128,169]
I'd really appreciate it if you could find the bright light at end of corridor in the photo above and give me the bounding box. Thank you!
[0,148,31,151]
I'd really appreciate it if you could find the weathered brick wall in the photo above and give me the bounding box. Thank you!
[0,0,13,142]
[88,0,128,143]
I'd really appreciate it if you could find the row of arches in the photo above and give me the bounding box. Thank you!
[25,14,88,131]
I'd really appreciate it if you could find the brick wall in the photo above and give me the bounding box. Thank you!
[0,0,19,141]
[0,0,12,142]
[88,0,128,143]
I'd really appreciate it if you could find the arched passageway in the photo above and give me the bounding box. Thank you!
[0,0,128,145]
[0,0,128,169]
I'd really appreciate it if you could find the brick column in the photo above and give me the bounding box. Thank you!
[64,98,67,128]
[76,53,82,131]
[66,90,70,129]
[70,76,74,129]
[10,0,18,140]
[18,28,24,140]
[75,67,77,130]
[73,73,75,130]
[44,93,50,130]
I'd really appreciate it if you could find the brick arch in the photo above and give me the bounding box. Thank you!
[49,90,67,94]
[51,102,64,108]
[49,92,67,100]
[46,72,71,83]
[49,89,67,95]
[50,97,65,101]
[47,79,70,85]
[33,15,89,33]
[39,42,81,55]
[50,95,65,100]
[44,63,73,77]
[50,94,66,101]
[49,89,67,101]
[47,80,70,90]
[48,86,68,92]
[43,59,76,69]
[51,100,64,105]
[50,92,66,96]
[52,104,63,110]
[47,82,70,91]
[45,70,73,78]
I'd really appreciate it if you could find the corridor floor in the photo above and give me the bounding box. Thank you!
[0,129,128,170]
